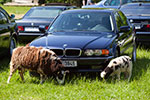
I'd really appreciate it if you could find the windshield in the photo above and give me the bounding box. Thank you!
[121,4,150,15]
[48,11,114,34]
[132,0,150,2]
[97,0,132,6]
[24,8,62,18]
[97,0,150,6]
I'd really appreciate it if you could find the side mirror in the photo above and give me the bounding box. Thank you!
[39,25,46,33]
[10,14,15,19]
[120,26,130,32]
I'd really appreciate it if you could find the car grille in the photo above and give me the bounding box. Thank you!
[51,48,81,57]
[51,49,64,56]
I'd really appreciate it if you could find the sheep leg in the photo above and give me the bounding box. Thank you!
[128,70,132,82]
[128,63,132,82]
[124,72,129,79]
[116,72,121,81]
[7,63,17,84]
[40,74,46,84]
[19,68,25,82]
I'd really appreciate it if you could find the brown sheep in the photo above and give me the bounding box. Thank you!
[7,46,67,84]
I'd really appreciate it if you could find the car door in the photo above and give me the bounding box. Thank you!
[0,10,10,56]
[114,11,134,55]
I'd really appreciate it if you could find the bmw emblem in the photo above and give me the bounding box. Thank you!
[31,23,34,26]
[63,44,67,48]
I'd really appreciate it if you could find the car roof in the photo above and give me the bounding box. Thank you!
[61,8,119,14]
[121,2,150,8]
[31,6,74,9]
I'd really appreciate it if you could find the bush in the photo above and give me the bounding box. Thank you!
[0,0,11,4]
[45,0,101,7]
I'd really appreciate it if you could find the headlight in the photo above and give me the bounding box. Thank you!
[129,19,133,23]
[84,49,109,56]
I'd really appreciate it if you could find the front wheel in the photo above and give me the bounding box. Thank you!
[114,48,120,58]
[9,37,16,55]
[132,43,136,62]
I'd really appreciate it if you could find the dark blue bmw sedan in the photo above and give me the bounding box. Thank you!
[30,8,136,72]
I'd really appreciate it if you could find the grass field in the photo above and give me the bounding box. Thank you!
[1,5,31,19]
[1,5,31,14]
[1,5,150,100]
[0,47,150,100]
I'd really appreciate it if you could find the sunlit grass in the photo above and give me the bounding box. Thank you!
[1,5,31,14]
[1,47,150,100]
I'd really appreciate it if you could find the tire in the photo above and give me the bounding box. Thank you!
[115,48,120,58]
[132,37,136,62]
[10,37,16,55]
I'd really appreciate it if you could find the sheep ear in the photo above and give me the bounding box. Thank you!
[57,58,60,60]
[54,57,60,61]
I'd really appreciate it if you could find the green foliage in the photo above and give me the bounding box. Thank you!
[1,47,150,99]
[0,0,11,4]
[45,0,101,7]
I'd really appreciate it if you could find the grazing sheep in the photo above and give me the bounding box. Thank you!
[101,56,132,81]
[7,46,67,84]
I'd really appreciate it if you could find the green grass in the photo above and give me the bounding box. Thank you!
[0,5,150,100]
[1,5,31,14]
[1,47,150,100]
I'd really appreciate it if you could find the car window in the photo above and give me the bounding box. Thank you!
[121,4,150,15]
[104,0,121,6]
[49,11,114,33]
[0,12,8,24]
[0,7,10,18]
[118,11,128,26]
[24,8,62,18]
[104,0,132,6]
[132,0,150,2]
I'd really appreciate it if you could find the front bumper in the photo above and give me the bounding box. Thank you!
[61,56,113,72]
[136,32,150,43]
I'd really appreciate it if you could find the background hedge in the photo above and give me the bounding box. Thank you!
[45,0,101,7]
[0,0,101,7]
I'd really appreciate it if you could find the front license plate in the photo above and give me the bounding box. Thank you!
[62,61,77,67]
[25,27,39,32]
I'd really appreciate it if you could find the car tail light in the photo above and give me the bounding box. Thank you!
[45,26,49,30]
[146,24,150,28]
[18,26,24,31]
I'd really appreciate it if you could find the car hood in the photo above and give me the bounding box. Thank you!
[30,32,115,49]
[16,18,54,24]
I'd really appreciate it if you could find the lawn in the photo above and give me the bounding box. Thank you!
[0,47,150,100]
[1,5,31,19]
[1,5,150,100]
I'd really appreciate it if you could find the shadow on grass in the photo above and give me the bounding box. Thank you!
[132,57,150,81]
[0,57,10,72]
